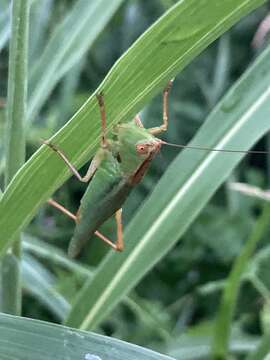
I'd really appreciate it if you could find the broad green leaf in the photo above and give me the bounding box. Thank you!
[22,253,70,320]
[28,0,126,122]
[65,40,270,329]
[0,0,265,261]
[0,313,176,360]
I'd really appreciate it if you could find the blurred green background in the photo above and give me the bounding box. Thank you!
[1,0,270,358]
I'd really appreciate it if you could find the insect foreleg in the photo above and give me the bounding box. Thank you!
[148,79,174,135]
[43,140,101,183]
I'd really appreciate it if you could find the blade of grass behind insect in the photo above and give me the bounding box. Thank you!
[22,253,70,321]
[0,0,266,258]
[0,0,30,316]
[0,1,10,52]
[27,0,126,122]
[123,296,172,343]
[57,56,87,126]
[168,330,259,359]
[0,313,176,360]
[65,40,270,330]
[23,235,93,278]
[28,0,53,63]
[211,203,270,359]
[0,0,35,53]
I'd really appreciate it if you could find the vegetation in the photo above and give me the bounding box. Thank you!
[1,0,270,359]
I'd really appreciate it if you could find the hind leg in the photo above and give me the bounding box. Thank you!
[48,199,124,255]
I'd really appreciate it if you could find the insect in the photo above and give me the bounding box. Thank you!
[44,81,174,257]
[44,80,267,257]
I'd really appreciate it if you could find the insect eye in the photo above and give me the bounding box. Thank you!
[136,144,147,154]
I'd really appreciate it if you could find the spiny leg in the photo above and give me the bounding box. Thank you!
[43,92,109,182]
[148,79,174,135]
[48,199,124,252]
[42,141,101,183]
[48,198,76,221]
[115,208,124,251]
[95,209,123,252]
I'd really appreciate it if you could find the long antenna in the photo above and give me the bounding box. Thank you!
[161,141,268,155]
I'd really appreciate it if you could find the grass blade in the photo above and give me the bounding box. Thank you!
[22,253,70,320]
[168,326,259,359]
[0,0,265,257]
[0,0,30,315]
[65,40,270,329]
[28,0,53,63]
[28,0,125,122]
[0,313,176,360]
[211,204,270,359]
[0,2,10,52]
[23,235,92,277]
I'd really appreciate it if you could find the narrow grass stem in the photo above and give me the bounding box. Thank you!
[211,203,270,359]
[0,0,30,315]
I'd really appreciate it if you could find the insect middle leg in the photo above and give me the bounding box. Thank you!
[43,92,110,182]
[42,141,101,183]
[48,199,124,254]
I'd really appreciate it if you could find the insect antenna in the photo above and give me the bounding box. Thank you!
[161,141,268,155]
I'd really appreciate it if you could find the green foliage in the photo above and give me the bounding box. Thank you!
[28,0,126,122]
[0,312,175,360]
[1,0,270,359]
[65,39,270,333]
[1,0,30,316]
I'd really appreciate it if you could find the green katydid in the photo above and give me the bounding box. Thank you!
[44,80,267,257]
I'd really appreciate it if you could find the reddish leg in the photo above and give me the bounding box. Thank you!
[42,91,110,183]
[47,199,124,253]
[148,79,174,135]
[42,142,101,183]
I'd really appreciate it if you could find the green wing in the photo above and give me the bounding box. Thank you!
[68,149,132,257]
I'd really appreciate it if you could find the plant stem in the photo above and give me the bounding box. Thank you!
[0,0,30,315]
[211,203,270,360]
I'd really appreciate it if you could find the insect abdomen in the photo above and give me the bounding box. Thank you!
[68,177,132,257]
